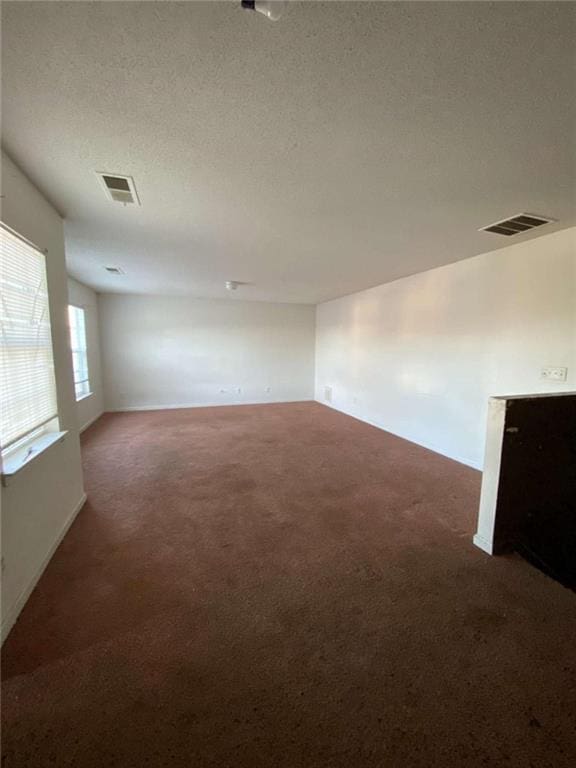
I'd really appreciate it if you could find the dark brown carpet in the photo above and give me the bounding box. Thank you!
[2,402,575,767]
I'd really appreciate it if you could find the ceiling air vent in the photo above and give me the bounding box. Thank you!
[104,266,125,275]
[96,172,140,206]
[480,213,555,237]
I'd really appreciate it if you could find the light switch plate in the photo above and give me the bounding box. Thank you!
[541,366,568,382]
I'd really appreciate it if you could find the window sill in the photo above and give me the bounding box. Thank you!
[1,431,68,485]
[76,392,93,402]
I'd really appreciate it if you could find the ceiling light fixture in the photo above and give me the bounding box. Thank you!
[226,281,240,291]
[241,1,285,21]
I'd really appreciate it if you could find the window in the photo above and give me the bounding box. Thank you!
[0,224,59,454]
[68,305,90,400]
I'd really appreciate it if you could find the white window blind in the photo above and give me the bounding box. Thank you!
[68,305,90,400]
[0,224,58,451]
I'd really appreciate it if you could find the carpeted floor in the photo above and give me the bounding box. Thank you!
[2,402,575,767]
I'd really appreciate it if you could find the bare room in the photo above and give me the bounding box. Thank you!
[1,2,575,766]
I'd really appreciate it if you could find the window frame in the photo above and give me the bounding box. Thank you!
[67,304,92,402]
[0,222,61,461]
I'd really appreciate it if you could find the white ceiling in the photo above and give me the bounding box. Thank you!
[2,1,575,304]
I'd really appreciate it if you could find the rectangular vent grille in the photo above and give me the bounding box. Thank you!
[96,172,140,206]
[104,266,125,275]
[480,213,554,237]
[102,175,130,192]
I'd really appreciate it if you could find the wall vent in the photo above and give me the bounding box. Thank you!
[96,172,140,206]
[104,266,125,275]
[480,213,555,237]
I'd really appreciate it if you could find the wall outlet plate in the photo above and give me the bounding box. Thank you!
[541,366,568,382]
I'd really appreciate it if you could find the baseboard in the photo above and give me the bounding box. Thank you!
[315,399,482,471]
[1,492,88,645]
[80,410,104,433]
[473,533,494,555]
[107,398,313,413]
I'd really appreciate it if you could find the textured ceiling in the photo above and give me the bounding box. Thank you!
[2,1,575,304]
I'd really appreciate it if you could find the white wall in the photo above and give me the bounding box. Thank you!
[99,294,316,410]
[1,153,86,641]
[315,227,576,469]
[67,277,104,431]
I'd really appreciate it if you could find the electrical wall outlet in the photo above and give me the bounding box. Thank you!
[541,366,568,382]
